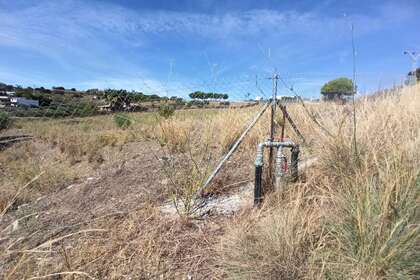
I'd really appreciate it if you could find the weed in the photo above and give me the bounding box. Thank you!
[155,119,189,153]
[0,111,11,130]
[158,104,175,119]
[114,113,132,129]
[218,85,420,279]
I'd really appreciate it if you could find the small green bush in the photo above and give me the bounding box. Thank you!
[158,104,175,119]
[187,100,204,107]
[114,113,132,129]
[0,111,11,130]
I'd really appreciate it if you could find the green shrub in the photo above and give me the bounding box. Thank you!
[187,100,204,107]
[114,113,132,129]
[0,111,11,130]
[158,104,175,119]
[73,103,96,117]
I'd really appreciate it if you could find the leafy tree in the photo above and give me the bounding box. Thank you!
[2,84,14,91]
[321,77,354,101]
[86,89,100,94]
[189,91,228,101]
[189,91,203,100]
[213,93,222,100]
[15,87,33,98]
[149,94,160,101]
[33,94,52,106]
[104,89,130,111]
[103,89,165,110]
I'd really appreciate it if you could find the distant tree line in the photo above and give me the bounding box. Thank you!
[189,91,229,101]
[1,81,234,116]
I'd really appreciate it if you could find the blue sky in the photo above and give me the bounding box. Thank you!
[0,0,419,99]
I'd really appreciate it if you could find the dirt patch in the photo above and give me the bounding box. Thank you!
[0,141,171,275]
[0,137,245,278]
[161,183,254,217]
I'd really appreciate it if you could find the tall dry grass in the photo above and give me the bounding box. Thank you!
[153,107,272,217]
[0,141,83,212]
[217,188,323,279]
[217,85,420,279]
[1,86,418,279]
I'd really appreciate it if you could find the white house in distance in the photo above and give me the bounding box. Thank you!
[255,96,263,101]
[0,96,9,107]
[0,91,14,107]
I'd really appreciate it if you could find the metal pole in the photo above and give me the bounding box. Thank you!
[268,73,278,186]
[290,145,300,182]
[254,165,263,206]
[196,101,271,197]
[278,103,306,143]
[280,104,286,142]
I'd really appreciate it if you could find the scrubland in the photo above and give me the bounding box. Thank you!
[0,85,419,279]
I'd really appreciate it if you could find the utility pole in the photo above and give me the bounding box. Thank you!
[268,73,279,186]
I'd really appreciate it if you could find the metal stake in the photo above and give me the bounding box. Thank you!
[268,73,278,187]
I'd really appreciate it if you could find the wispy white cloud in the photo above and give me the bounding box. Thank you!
[0,0,417,94]
[1,0,412,50]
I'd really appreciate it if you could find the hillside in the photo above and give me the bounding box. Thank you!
[0,83,241,118]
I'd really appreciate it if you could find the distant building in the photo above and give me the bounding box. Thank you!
[0,91,13,107]
[97,104,112,112]
[0,95,10,107]
[255,96,263,101]
[10,97,39,108]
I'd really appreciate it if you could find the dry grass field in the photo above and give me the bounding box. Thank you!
[0,85,419,279]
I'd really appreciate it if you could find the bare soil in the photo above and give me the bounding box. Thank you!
[0,139,248,278]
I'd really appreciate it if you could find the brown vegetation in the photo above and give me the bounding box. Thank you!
[0,85,419,279]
